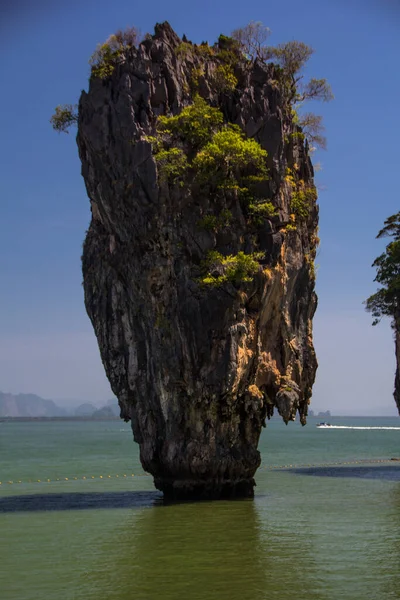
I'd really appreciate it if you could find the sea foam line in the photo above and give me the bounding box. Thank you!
[2,458,399,486]
[317,426,400,430]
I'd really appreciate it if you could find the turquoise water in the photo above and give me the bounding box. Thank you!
[1,416,399,599]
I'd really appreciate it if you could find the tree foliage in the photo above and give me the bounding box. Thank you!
[50,104,78,133]
[298,113,326,150]
[265,42,332,148]
[298,78,334,103]
[213,64,238,93]
[89,26,140,79]
[200,250,264,286]
[155,148,188,184]
[285,168,317,222]
[266,41,314,83]
[157,95,223,147]
[230,23,333,149]
[231,21,271,61]
[193,125,268,184]
[248,201,277,225]
[365,212,400,325]
[149,97,271,285]
[198,209,232,232]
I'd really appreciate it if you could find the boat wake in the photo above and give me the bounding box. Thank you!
[317,426,400,430]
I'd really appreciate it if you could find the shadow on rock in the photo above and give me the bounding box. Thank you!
[0,490,163,513]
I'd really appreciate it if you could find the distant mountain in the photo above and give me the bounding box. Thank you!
[93,400,120,417]
[0,392,67,417]
[74,403,98,416]
[0,392,120,418]
[317,410,331,418]
[308,409,331,418]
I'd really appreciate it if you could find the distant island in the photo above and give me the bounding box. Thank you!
[0,392,119,419]
[308,410,331,418]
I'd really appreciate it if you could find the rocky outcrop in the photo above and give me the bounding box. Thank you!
[78,22,319,499]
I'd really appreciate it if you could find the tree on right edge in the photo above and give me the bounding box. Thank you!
[365,212,400,414]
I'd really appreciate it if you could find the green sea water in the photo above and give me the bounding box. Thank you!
[1,416,399,600]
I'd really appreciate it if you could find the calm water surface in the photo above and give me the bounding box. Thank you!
[1,416,399,599]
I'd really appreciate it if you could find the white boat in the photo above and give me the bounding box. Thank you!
[316,422,332,428]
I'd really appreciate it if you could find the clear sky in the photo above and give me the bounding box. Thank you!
[0,0,399,415]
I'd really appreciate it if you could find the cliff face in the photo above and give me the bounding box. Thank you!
[78,22,319,499]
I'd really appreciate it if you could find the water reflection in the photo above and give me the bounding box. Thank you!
[83,498,321,600]
[382,485,400,599]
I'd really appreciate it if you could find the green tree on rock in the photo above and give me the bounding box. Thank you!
[365,212,400,326]
[193,125,268,186]
[232,23,333,149]
[50,104,78,133]
[366,211,400,414]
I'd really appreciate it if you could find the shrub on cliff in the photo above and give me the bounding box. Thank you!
[198,209,232,232]
[89,26,140,79]
[285,168,317,222]
[365,212,400,326]
[150,95,271,287]
[50,104,78,133]
[248,201,277,224]
[296,113,326,150]
[157,95,223,147]
[175,41,215,60]
[151,96,272,244]
[232,22,333,149]
[213,64,238,93]
[200,250,265,286]
[155,148,188,184]
[231,21,271,61]
[193,126,268,187]
[153,99,268,205]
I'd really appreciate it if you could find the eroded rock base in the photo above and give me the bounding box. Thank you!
[156,478,255,502]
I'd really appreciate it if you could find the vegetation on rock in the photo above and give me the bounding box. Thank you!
[50,104,78,133]
[89,26,140,79]
[157,95,223,147]
[192,125,268,186]
[155,148,188,184]
[175,41,216,60]
[231,21,271,61]
[213,64,238,93]
[198,209,233,232]
[365,212,400,326]
[232,21,333,148]
[199,250,265,286]
[51,21,322,294]
[248,201,277,224]
[366,212,400,414]
[149,95,271,286]
[285,168,317,221]
[52,20,331,151]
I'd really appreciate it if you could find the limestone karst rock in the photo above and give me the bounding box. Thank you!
[78,22,319,499]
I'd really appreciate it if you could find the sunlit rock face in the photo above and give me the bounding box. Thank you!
[78,22,319,500]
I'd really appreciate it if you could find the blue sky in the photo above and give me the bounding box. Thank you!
[0,0,399,414]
